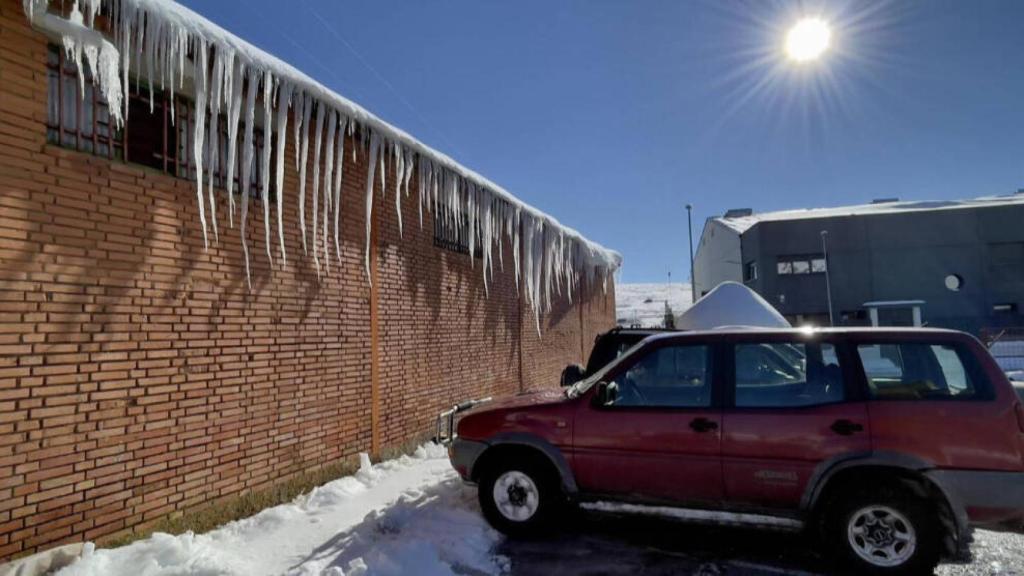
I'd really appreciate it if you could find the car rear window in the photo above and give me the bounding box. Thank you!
[856,342,991,401]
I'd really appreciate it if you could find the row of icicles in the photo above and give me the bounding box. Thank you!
[27,0,616,331]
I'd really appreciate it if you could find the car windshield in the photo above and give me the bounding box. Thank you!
[567,337,654,398]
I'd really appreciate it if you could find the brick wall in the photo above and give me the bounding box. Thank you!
[0,0,616,560]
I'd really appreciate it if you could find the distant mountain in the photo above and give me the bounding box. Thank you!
[616,283,694,328]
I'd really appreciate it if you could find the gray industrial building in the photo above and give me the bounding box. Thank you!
[693,195,1024,335]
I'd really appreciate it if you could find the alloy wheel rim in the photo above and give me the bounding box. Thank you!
[847,505,917,567]
[493,470,540,522]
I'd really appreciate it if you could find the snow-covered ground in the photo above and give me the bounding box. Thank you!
[56,445,505,576]
[616,283,694,328]
[54,443,1024,576]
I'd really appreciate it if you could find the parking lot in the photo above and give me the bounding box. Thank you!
[500,509,1024,575]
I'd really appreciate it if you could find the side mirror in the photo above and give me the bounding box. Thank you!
[593,381,619,407]
[561,364,586,387]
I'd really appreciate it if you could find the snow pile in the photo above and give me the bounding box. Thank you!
[23,0,620,326]
[675,281,790,331]
[615,283,693,328]
[55,444,507,576]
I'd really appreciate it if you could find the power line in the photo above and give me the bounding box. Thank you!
[297,0,463,157]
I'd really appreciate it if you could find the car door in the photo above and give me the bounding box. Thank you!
[572,340,723,507]
[721,337,872,510]
[855,337,1023,472]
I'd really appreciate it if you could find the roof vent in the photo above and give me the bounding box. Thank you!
[871,197,900,204]
[724,208,753,218]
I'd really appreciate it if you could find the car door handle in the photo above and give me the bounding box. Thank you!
[830,419,864,436]
[689,417,719,433]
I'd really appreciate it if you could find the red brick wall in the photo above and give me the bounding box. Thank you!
[0,0,615,560]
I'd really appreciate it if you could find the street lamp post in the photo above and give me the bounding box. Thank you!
[821,230,835,327]
[686,204,697,304]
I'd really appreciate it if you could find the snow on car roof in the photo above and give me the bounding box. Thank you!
[716,194,1024,234]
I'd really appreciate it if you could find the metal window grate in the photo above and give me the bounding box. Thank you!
[47,44,270,200]
[46,44,125,160]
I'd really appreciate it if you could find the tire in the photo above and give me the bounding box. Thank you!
[824,484,941,575]
[478,457,561,537]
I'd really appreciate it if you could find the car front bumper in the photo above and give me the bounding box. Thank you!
[448,437,488,483]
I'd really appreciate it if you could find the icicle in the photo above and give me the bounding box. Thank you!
[260,69,274,267]
[58,2,124,129]
[292,88,305,170]
[310,104,326,276]
[364,133,381,281]
[394,144,404,238]
[118,1,132,123]
[274,80,291,266]
[378,143,387,200]
[83,0,100,27]
[20,0,623,314]
[206,47,226,243]
[240,71,259,290]
[467,184,476,269]
[481,194,492,296]
[225,57,244,227]
[333,116,346,267]
[417,155,427,229]
[513,208,521,292]
[192,39,209,250]
[321,110,337,273]
[297,93,313,254]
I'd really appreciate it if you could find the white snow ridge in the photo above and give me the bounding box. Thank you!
[22,0,620,325]
[55,444,509,576]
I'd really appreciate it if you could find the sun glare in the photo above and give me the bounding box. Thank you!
[785,18,831,62]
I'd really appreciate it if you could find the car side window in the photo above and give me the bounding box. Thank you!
[734,342,845,407]
[610,345,712,408]
[857,343,985,400]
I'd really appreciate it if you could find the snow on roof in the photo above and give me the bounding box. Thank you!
[675,281,791,330]
[716,194,1024,234]
[23,0,620,327]
[615,283,693,328]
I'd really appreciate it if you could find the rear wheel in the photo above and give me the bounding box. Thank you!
[479,458,560,537]
[825,485,940,575]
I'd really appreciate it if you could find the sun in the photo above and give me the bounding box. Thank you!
[785,18,831,62]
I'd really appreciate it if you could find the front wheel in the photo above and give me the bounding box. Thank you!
[478,459,560,537]
[826,486,941,575]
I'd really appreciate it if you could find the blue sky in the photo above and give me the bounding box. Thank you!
[179,0,1024,283]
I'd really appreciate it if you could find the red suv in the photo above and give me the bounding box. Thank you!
[448,328,1024,574]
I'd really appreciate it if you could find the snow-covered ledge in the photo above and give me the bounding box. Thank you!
[22,0,621,330]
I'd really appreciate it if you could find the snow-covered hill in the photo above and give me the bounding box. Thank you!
[616,283,694,328]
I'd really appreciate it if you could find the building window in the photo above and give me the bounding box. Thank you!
[434,213,481,258]
[776,254,826,275]
[744,261,758,282]
[47,44,269,198]
[993,303,1018,315]
[46,44,125,159]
